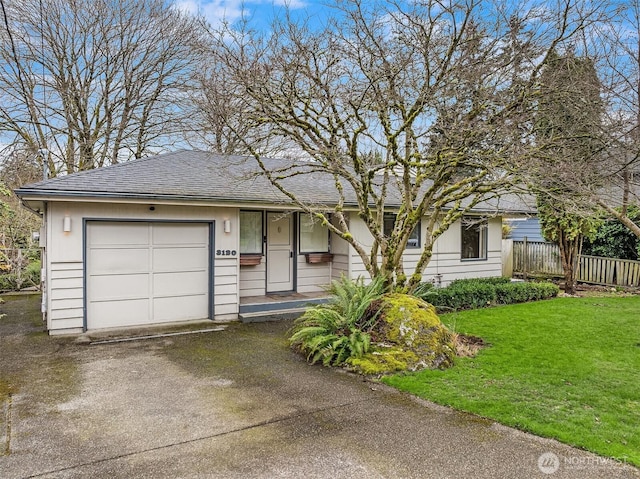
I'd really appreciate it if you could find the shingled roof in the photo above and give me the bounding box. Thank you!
[16,149,534,213]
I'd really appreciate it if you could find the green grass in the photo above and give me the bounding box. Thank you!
[383,296,640,467]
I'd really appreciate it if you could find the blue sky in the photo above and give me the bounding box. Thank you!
[174,0,329,30]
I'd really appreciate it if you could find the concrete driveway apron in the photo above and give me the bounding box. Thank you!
[1,295,638,479]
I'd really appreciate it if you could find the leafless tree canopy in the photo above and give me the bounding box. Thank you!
[202,0,601,288]
[0,0,206,175]
[586,0,640,237]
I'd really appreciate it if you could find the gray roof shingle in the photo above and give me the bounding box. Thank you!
[16,149,534,213]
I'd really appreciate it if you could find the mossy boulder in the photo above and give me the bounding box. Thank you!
[348,293,455,375]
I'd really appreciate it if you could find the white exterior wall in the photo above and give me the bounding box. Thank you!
[239,262,266,297]
[423,216,503,285]
[346,214,503,286]
[330,218,351,281]
[296,255,331,294]
[45,201,241,333]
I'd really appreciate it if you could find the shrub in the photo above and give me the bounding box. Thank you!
[0,274,17,292]
[582,207,640,260]
[415,277,559,312]
[288,275,386,366]
[0,260,41,292]
[448,277,511,288]
[23,260,41,287]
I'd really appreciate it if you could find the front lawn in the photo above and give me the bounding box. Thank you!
[384,296,640,467]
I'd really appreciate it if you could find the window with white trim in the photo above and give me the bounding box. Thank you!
[239,211,263,254]
[299,214,329,253]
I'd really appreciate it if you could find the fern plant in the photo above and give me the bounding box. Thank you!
[289,275,385,366]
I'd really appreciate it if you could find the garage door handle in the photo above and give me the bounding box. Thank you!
[290,251,293,258]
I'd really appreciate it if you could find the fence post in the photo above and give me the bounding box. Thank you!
[523,236,528,280]
[502,239,513,277]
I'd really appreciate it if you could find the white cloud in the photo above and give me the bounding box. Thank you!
[174,0,306,28]
[174,0,246,27]
[273,0,306,8]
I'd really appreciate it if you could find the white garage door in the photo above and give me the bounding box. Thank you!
[86,221,210,330]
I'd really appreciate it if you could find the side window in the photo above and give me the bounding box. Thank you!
[239,211,263,254]
[461,217,487,260]
[383,213,421,248]
[299,214,329,253]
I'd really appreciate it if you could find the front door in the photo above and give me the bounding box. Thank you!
[266,212,294,292]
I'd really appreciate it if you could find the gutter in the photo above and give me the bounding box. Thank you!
[14,189,536,216]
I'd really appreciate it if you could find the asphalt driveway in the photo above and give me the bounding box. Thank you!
[1,294,638,479]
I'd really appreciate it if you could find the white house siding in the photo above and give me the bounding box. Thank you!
[214,258,239,317]
[423,216,503,285]
[296,255,331,294]
[345,214,503,286]
[330,228,351,281]
[49,261,84,331]
[239,261,266,297]
[45,201,241,333]
[331,254,349,281]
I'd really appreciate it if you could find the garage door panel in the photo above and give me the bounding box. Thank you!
[152,223,209,245]
[153,295,208,322]
[87,298,150,329]
[88,222,149,246]
[86,221,211,330]
[153,271,208,297]
[88,274,149,301]
[89,248,149,274]
[152,246,208,272]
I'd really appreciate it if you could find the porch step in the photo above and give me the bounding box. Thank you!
[238,297,328,323]
[239,309,306,323]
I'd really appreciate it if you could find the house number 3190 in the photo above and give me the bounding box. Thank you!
[216,249,237,256]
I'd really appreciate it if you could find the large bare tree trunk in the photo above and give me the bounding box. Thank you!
[557,230,583,295]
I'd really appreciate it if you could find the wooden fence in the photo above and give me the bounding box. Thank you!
[579,255,640,287]
[513,240,563,277]
[512,240,640,288]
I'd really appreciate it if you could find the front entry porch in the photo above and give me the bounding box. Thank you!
[238,291,329,322]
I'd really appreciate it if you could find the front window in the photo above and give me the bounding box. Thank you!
[461,217,487,260]
[383,213,421,248]
[299,214,329,253]
[239,211,263,254]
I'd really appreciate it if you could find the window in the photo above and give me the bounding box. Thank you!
[299,214,329,253]
[461,217,487,260]
[383,213,421,248]
[239,211,263,254]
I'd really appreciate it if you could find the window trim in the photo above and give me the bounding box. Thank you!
[298,213,330,254]
[383,213,421,249]
[460,216,488,261]
[239,210,264,255]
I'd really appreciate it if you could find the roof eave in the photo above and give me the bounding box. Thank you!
[14,189,534,215]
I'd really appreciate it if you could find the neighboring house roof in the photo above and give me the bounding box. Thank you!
[16,149,535,214]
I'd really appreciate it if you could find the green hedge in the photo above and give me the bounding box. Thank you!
[414,277,559,312]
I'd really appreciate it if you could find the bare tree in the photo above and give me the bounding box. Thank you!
[0,0,206,175]
[203,0,600,290]
[580,0,640,238]
[185,64,274,155]
[533,52,604,294]
[0,147,42,288]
